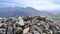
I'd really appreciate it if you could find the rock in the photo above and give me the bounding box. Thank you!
[18,17,24,26]
[15,27,23,34]
[23,27,29,34]
[42,33,47,34]
[28,32,32,34]
[32,30,40,34]
[0,16,59,34]
[0,23,3,27]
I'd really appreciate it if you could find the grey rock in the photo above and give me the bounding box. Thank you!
[0,16,59,34]
[18,17,24,26]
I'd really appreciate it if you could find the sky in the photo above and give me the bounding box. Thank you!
[0,0,60,10]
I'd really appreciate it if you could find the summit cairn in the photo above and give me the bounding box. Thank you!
[0,15,60,34]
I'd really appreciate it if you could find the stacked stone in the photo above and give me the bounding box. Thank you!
[0,16,60,34]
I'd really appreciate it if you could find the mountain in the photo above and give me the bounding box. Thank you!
[0,7,40,17]
[0,7,58,18]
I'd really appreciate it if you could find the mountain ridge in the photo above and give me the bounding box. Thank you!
[0,7,58,18]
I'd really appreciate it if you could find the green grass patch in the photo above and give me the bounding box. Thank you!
[51,17,60,20]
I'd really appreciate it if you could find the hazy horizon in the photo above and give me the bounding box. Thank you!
[0,0,60,10]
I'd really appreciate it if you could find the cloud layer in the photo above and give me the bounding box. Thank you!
[0,0,60,10]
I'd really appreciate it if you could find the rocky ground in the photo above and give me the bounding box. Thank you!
[0,16,60,34]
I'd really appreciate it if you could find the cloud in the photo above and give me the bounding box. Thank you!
[0,0,60,10]
[12,0,60,10]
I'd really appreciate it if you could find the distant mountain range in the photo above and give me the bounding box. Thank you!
[0,7,59,18]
